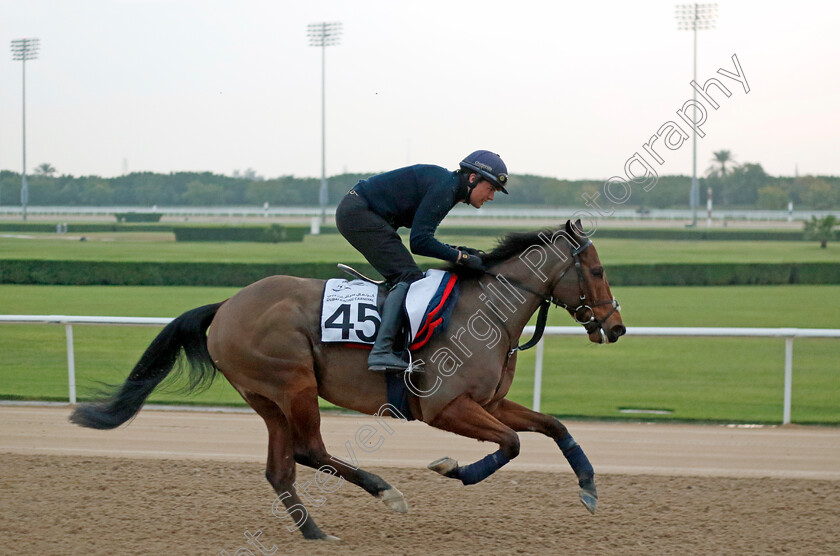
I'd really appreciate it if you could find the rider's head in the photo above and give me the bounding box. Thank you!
[459,150,508,208]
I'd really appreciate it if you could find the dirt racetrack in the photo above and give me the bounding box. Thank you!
[1,406,839,555]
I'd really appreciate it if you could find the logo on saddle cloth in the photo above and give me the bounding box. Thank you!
[320,269,458,349]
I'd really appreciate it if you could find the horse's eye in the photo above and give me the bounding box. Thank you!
[591,267,603,278]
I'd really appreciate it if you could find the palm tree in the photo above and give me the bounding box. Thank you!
[706,150,735,178]
[34,162,56,176]
[804,215,837,248]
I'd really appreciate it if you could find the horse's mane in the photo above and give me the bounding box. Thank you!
[443,227,556,279]
[482,228,556,266]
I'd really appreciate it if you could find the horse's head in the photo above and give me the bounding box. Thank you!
[550,220,625,343]
[461,220,625,344]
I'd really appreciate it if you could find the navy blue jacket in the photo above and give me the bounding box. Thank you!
[353,164,468,262]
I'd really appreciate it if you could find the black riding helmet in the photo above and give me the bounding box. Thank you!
[459,150,509,195]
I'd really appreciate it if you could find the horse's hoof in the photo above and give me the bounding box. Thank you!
[428,457,458,478]
[306,532,341,541]
[579,488,598,514]
[379,487,408,513]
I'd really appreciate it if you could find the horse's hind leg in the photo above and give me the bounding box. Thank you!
[242,391,337,541]
[283,385,408,513]
[426,394,520,485]
[488,398,597,514]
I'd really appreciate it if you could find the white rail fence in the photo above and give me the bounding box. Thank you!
[2,315,838,424]
[526,326,840,424]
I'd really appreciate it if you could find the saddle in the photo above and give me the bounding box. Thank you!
[337,263,384,285]
[320,265,458,351]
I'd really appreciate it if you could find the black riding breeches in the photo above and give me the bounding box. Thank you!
[335,191,425,285]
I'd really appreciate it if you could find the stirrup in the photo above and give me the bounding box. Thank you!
[368,351,423,374]
[368,352,409,373]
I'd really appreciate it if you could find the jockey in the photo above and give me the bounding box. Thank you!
[335,150,509,373]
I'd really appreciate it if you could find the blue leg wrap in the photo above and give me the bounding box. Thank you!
[457,449,511,486]
[556,435,594,481]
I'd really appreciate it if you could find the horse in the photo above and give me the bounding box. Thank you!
[70,219,625,541]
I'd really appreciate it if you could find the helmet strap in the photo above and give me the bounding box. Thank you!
[462,171,479,204]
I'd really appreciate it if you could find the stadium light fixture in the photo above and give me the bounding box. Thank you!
[10,37,40,221]
[675,4,717,227]
[307,22,342,224]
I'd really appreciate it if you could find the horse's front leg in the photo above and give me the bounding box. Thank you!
[426,394,520,485]
[488,398,598,514]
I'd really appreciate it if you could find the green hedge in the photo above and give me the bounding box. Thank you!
[0,221,808,241]
[588,228,804,241]
[172,225,307,242]
[606,263,840,286]
[0,259,380,286]
[2,259,839,287]
[0,222,173,233]
[433,226,806,241]
[114,212,163,223]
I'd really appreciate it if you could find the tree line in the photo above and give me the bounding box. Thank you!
[0,161,837,209]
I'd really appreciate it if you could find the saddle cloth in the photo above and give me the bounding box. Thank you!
[320,269,458,349]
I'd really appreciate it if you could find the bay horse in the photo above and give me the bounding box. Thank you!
[71,219,625,541]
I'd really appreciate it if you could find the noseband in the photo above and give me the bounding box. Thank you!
[482,238,620,352]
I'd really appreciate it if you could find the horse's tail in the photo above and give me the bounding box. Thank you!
[69,302,223,430]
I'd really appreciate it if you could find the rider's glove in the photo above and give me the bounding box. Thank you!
[456,245,485,257]
[447,244,485,257]
[456,250,486,271]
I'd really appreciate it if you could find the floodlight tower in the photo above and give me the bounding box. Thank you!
[308,22,342,223]
[10,37,40,221]
[675,4,716,227]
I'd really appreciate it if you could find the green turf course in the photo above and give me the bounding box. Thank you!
[1,284,837,424]
[2,232,839,265]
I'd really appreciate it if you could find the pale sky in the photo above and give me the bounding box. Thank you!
[1,0,838,181]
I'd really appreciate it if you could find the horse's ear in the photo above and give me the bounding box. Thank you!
[564,219,578,238]
[565,218,586,239]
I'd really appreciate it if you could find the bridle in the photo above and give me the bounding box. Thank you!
[482,237,621,351]
[553,239,621,336]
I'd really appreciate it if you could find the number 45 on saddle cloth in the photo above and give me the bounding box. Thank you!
[320,269,459,350]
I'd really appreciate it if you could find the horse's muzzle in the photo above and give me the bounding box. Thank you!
[606,324,626,343]
[595,323,626,344]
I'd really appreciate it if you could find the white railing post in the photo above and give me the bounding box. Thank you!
[65,323,76,404]
[783,337,793,425]
[532,338,545,412]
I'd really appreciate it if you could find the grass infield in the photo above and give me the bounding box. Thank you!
[1,284,838,424]
[1,231,839,265]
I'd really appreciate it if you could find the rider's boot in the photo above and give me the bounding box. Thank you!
[368,282,410,373]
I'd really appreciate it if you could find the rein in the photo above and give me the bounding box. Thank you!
[480,238,619,353]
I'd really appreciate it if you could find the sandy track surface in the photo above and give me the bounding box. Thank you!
[2,406,838,479]
[1,406,839,555]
